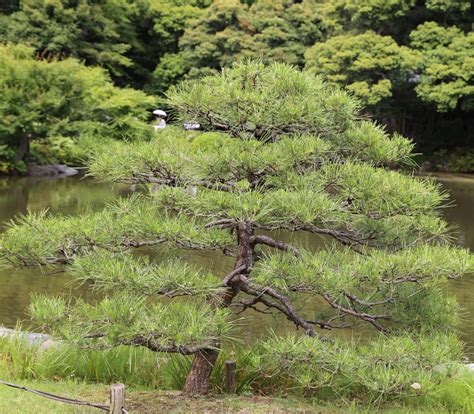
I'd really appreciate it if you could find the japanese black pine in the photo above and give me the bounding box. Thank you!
[1,62,472,394]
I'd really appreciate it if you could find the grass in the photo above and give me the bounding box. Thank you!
[0,335,473,413]
[0,380,473,414]
[0,380,104,414]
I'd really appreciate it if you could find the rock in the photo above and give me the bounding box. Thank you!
[419,161,432,172]
[183,122,201,130]
[465,363,474,372]
[0,326,51,347]
[27,164,78,177]
[38,338,56,352]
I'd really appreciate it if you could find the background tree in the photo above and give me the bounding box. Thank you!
[151,0,339,92]
[303,0,473,148]
[127,0,212,88]
[0,44,156,173]
[0,0,19,14]
[0,0,213,86]
[1,0,139,82]
[1,62,472,394]
[410,22,474,112]
[305,31,418,108]
[1,0,471,159]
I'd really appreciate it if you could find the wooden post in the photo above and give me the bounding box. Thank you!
[224,360,237,394]
[109,383,125,414]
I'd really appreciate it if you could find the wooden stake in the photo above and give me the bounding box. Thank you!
[224,360,237,394]
[109,383,125,414]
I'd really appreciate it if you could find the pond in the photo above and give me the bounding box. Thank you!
[0,174,473,354]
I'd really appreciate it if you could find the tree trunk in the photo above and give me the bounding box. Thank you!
[182,223,254,395]
[14,133,30,162]
[183,349,219,394]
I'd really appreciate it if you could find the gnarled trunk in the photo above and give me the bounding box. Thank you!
[183,348,219,394]
[182,223,254,394]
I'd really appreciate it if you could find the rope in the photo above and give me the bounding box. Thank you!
[0,380,109,411]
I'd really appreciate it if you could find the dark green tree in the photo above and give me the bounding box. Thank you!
[305,31,418,107]
[1,0,138,81]
[1,62,472,395]
[151,0,339,93]
[0,0,19,14]
[410,21,474,112]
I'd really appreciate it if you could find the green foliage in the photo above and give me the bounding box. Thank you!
[1,0,137,79]
[151,0,340,92]
[72,251,221,296]
[0,0,210,86]
[1,0,471,155]
[251,333,465,400]
[428,148,474,173]
[0,44,156,172]
[1,334,473,408]
[167,61,359,139]
[410,22,474,111]
[0,195,232,267]
[1,61,472,395]
[305,31,418,107]
[29,294,232,350]
[253,245,472,332]
[0,0,19,14]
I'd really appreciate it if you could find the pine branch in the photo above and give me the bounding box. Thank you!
[123,336,219,354]
[125,173,236,192]
[344,292,392,308]
[251,235,300,257]
[322,293,390,332]
[205,219,237,229]
[239,275,324,339]
[222,264,247,286]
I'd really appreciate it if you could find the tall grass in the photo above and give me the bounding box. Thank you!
[0,335,259,392]
[0,335,473,412]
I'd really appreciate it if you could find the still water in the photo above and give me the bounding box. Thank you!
[0,174,473,352]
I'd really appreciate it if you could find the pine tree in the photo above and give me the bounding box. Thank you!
[1,62,472,394]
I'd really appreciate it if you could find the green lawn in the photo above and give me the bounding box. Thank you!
[0,380,473,414]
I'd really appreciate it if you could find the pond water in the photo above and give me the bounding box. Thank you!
[0,174,473,353]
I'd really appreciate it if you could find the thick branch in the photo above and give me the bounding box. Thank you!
[239,276,323,339]
[222,264,247,286]
[124,336,219,354]
[251,235,300,257]
[80,333,218,354]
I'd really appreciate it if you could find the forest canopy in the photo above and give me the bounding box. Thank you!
[0,0,472,170]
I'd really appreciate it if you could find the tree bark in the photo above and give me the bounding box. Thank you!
[14,133,30,162]
[182,348,219,394]
[182,223,254,394]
